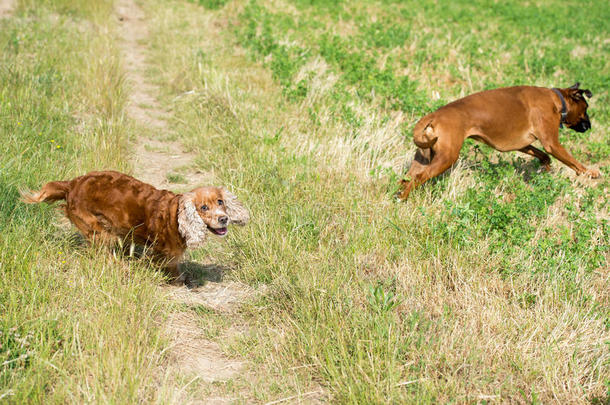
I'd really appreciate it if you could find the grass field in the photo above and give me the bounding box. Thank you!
[0,1,171,402]
[1,0,609,403]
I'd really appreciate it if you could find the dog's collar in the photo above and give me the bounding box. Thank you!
[552,88,568,128]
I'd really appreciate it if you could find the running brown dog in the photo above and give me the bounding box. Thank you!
[22,171,249,282]
[398,83,600,200]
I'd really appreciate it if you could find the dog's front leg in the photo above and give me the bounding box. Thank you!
[539,137,600,178]
[518,145,552,172]
[164,256,186,285]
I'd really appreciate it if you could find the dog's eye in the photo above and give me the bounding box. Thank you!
[218,199,223,206]
[201,205,208,211]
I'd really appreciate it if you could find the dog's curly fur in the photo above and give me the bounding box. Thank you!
[21,170,249,281]
[177,194,209,249]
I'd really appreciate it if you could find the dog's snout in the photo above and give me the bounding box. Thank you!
[572,118,591,133]
[219,216,228,225]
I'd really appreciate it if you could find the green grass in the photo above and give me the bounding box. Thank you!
[2,0,608,403]
[0,1,172,402]
[145,0,609,402]
[166,172,188,183]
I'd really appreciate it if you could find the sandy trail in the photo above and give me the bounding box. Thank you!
[0,0,15,18]
[116,0,210,189]
[115,0,250,399]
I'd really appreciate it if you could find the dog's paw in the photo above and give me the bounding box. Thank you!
[395,188,411,201]
[585,168,601,178]
[169,277,186,286]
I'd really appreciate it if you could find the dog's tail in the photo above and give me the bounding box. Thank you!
[412,117,438,149]
[21,181,71,204]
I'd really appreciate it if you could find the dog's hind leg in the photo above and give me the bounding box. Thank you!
[66,210,118,246]
[398,148,432,199]
[518,145,551,171]
[398,146,460,200]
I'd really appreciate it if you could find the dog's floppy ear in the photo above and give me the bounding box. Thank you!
[177,193,208,248]
[569,82,580,90]
[569,87,593,101]
[221,188,249,225]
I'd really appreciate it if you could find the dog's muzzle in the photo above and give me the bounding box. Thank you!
[571,119,591,133]
[207,225,228,236]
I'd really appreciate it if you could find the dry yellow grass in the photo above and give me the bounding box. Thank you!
[2,0,607,403]
[142,0,609,403]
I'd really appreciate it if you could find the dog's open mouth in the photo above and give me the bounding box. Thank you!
[208,226,228,236]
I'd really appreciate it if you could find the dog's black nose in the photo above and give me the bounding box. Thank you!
[219,216,228,225]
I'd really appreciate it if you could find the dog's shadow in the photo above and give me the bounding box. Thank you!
[179,261,230,288]
[465,155,546,183]
[57,231,230,288]
[510,158,548,182]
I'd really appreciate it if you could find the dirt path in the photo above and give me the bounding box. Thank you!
[115,0,251,399]
[116,0,209,189]
[0,0,15,18]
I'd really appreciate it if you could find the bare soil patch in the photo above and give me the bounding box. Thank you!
[115,0,252,399]
[165,312,244,383]
[0,0,15,18]
[165,281,256,312]
[116,0,208,190]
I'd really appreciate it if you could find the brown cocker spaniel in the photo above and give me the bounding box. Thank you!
[22,170,249,282]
